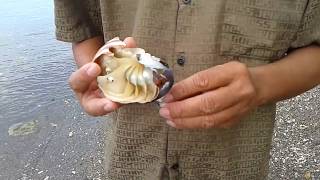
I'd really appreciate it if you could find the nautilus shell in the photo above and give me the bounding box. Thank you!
[92,37,174,104]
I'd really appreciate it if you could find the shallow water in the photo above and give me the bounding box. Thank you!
[0,2,107,179]
[0,0,74,122]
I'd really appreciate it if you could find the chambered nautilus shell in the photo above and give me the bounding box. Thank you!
[92,37,174,104]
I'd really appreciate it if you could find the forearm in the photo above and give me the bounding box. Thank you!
[251,45,320,106]
[72,36,104,67]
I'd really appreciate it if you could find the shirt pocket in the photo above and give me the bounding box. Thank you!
[219,0,307,62]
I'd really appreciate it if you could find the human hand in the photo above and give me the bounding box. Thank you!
[159,61,259,129]
[69,37,136,116]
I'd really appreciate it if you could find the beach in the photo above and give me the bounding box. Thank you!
[0,1,319,179]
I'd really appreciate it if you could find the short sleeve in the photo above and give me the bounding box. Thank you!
[54,0,103,42]
[291,0,320,48]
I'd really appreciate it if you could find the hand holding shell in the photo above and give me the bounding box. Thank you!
[93,37,174,104]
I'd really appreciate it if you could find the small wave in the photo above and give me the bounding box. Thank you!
[24,32,49,36]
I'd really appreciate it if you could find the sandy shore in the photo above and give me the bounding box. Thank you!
[0,86,318,179]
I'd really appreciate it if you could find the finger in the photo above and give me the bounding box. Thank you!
[79,83,121,116]
[163,65,233,102]
[162,86,242,119]
[167,102,247,129]
[124,37,137,48]
[69,63,101,93]
[82,96,120,116]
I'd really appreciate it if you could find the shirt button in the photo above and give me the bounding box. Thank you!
[171,163,179,170]
[177,55,186,66]
[182,0,191,4]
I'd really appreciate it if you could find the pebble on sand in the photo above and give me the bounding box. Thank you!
[8,120,38,136]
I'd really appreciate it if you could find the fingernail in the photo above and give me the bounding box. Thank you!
[166,120,176,128]
[159,102,167,108]
[163,94,173,103]
[86,63,99,77]
[159,108,171,119]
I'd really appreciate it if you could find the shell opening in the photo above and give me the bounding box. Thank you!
[93,37,174,104]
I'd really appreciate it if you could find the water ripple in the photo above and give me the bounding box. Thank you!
[0,0,75,123]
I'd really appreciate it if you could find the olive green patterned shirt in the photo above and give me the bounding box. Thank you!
[54,0,320,179]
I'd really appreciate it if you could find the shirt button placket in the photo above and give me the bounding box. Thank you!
[166,1,190,179]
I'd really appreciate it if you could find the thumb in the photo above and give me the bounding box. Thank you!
[69,63,101,93]
[124,37,137,48]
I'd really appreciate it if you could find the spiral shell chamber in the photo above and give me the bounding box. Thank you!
[92,37,174,104]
